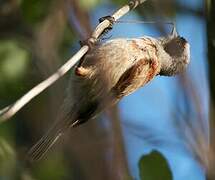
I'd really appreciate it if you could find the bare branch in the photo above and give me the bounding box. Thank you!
[0,0,148,122]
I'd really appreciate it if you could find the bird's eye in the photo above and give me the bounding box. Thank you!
[180,37,187,43]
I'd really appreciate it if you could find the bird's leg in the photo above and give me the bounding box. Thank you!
[76,37,97,77]
[75,16,115,77]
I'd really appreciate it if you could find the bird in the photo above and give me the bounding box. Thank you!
[28,26,190,161]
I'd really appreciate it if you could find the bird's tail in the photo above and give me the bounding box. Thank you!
[28,115,79,162]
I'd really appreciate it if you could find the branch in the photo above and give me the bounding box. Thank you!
[0,0,148,123]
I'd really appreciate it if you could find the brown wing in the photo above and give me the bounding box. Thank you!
[111,57,160,99]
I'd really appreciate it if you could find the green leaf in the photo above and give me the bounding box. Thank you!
[138,150,173,180]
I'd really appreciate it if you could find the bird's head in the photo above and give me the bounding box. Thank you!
[158,26,190,76]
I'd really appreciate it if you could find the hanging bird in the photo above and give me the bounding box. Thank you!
[28,26,190,161]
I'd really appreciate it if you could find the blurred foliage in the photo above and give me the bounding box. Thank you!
[0,39,31,103]
[0,138,16,179]
[111,0,127,6]
[0,40,29,83]
[78,0,101,11]
[207,0,211,12]
[32,153,70,180]
[138,150,173,180]
[60,26,78,61]
[21,0,53,24]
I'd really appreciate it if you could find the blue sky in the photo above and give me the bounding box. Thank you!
[91,0,207,179]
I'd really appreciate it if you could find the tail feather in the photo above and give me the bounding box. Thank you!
[28,125,64,162]
[28,118,80,162]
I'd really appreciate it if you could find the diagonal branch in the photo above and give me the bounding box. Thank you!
[0,0,148,123]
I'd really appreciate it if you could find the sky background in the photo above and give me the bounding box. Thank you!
[91,0,207,179]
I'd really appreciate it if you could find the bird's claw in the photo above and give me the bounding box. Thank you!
[99,16,115,38]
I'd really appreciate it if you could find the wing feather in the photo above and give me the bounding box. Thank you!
[112,57,160,98]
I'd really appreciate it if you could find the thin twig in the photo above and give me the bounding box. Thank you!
[0,0,147,123]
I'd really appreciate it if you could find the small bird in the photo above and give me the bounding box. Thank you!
[28,26,190,161]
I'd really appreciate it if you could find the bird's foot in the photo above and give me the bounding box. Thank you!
[99,15,115,38]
